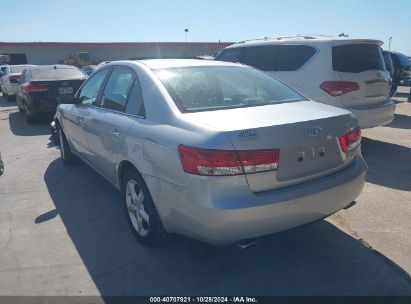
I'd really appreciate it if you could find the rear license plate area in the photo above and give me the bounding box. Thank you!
[59,87,73,94]
[278,139,342,181]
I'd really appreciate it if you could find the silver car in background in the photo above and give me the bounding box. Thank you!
[0,65,36,101]
[54,59,367,246]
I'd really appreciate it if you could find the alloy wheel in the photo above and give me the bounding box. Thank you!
[125,179,150,237]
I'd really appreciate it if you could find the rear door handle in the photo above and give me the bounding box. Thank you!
[78,118,86,129]
[109,129,121,139]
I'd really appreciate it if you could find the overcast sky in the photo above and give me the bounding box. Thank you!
[1,0,410,55]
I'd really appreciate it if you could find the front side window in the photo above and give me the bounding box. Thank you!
[154,66,306,113]
[333,44,385,73]
[101,67,136,112]
[78,68,109,106]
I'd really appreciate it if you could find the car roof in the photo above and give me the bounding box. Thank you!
[132,59,243,69]
[30,64,78,70]
[225,35,383,48]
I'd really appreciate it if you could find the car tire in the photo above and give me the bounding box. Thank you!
[25,107,35,124]
[58,125,75,164]
[16,97,23,112]
[122,168,167,246]
[5,93,13,102]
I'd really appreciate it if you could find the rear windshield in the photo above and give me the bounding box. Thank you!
[333,44,384,73]
[31,67,85,80]
[154,66,306,113]
[396,53,411,68]
[10,66,30,74]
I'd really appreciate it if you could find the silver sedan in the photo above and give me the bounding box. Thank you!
[54,59,367,245]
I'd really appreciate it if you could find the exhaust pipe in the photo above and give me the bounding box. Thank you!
[237,238,260,250]
[343,201,357,210]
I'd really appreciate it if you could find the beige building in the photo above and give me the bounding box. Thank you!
[0,41,233,65]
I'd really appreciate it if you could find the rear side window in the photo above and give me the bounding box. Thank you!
[241,46,277,71]
[31,67,85,80]
[215,48,241,63]
[125,80,145,117]
[276,45,316,71]
[101,67,136,112]
[333,44,384,73]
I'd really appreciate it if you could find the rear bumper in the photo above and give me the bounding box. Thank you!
[27,98,58,115]
[151,154,367,245]
[345,100,396,129]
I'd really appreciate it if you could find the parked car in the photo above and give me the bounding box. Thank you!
[97,61,111,67]
[389,51,411,86]
[0,152,3,176]
[215,35,395,129]
[382,50,397,97]
[0,65,8,78]
[81,65,98,76]
[54,59,366,246]
[0,65,36,101]
[16,65,86,123]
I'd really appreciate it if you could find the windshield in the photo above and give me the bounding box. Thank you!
[154,66,306,113]
[31,67,85,80]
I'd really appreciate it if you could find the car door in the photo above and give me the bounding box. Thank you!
[62,68,110,159]
[86,66,139,183]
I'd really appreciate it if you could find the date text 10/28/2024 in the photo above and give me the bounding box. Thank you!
[149,297,258,303]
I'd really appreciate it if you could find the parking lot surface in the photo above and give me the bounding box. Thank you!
[0,90,410,296]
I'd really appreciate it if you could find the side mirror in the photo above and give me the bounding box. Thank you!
[73,96,81,104]
[57,94,80,104]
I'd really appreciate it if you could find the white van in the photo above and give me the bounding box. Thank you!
[215,35,395,128]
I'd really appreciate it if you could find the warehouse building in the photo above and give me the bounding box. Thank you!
[0,41,233,65]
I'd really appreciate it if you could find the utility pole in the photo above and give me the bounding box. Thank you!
[388,37,392,51]
[185,29,189,42]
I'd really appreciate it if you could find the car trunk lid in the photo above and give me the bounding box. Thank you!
[30,79,84,104]
[182,101,357,192]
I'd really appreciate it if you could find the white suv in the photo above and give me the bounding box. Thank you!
[215,35,395,128]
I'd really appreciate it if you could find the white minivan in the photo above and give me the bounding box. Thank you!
[215,35,395,128]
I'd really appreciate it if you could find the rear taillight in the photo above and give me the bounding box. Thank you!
[9,75,20,84]
[320,81,359,96]
[26,84,49,93]
[178,145,280,176]
[339,127,361,153]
